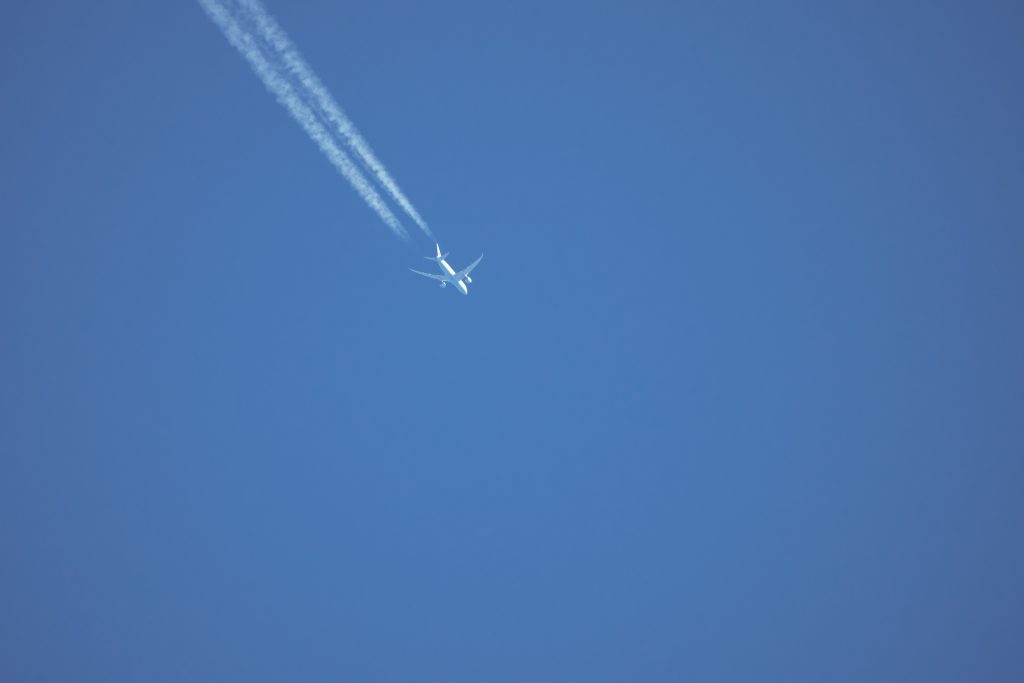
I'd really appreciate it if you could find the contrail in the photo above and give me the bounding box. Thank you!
[198,0,411,241]
[234,0,436,241]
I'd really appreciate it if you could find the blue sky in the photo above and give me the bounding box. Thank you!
[2,1,1023,680]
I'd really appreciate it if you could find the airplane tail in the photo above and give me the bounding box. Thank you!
[424,243,449,262]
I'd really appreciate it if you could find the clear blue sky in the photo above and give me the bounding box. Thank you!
[2,1,1023,680]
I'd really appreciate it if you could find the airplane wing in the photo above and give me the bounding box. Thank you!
[455,253,483,281]
[409,268,448,281]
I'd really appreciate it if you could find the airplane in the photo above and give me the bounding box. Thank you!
[409,244,484,295]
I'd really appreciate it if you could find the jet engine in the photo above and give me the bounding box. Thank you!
[465,275,472,283]
[440,282,447,288]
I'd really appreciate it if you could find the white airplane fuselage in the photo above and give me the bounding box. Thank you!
[437,257,469,295]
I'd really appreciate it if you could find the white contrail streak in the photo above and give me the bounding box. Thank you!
[234,0,436,241]
[198,0,411,241]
